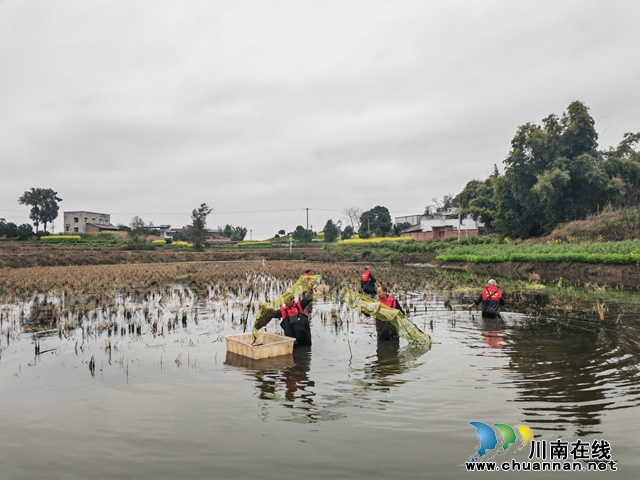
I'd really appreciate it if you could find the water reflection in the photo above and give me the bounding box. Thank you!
[445,286,640,437]
[225,340,431,422]
[281,347,315,405]
[481,318,504,353]
[503,315,640,436]
[226,347,335,423]
[361,340,431,393]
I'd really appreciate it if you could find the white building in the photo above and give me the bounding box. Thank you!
[63,211,118,233]
[402,209,484,241]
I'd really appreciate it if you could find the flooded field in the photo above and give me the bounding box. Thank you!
[0,261,638,479]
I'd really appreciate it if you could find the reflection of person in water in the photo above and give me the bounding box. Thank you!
[226,347,321,422]
[482,318,504,351]
[281,346,315,404]
[364,341,430,393]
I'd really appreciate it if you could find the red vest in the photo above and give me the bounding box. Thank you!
[362,270,372,282]
[280,301,307,320]
[482,285,503,302]
[380,294,398,310]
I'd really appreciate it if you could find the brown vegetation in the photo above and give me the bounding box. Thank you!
[447,261,640,287]
[0,242,438,269]
[0,243,331,269]
[0,261,441,345]
[545,207,640,242]
[0,261,434,300]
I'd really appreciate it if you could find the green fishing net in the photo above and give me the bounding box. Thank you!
[252,274,322,339]
[339,287,432,345]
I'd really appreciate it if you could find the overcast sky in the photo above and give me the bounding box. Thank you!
[1,0,639,239]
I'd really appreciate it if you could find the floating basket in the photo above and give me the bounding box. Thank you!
[224,332,295,360]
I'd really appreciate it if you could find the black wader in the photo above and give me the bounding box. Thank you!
[281,314,312,347]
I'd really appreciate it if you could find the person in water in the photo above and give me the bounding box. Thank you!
[361,265,378,297]
[467,279,504,319]
[272,287,314,347]
[375,285,405,341]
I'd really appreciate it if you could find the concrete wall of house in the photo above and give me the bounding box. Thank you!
[63,211,111,233]
[402,228,479,241]
[402,231,432,241]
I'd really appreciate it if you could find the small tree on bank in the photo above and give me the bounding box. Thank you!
[222,224,247,241]
[0,221,34,240]
[191,203,213,251]
[342,206,363,232]
[292,225,313,243]
[128,216,148,248]
[341,225,354,239]
[393,221,412,236]
[322,219,339,243]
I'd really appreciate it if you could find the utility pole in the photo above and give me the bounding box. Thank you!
[250,229,252,241]
[306,208,309,230]
[458,209,461,244]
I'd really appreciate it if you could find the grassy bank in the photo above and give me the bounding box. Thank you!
[6,232,640,273]
[546,207,640,242]
[0,238,443,269]
[435,239,640,266]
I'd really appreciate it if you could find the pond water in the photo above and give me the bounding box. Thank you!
[0,264,638,479]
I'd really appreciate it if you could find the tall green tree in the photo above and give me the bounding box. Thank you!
[454,166,499,228]
[602,132,640,206]
[358,206,392,238]
[322,219,339,243]
[191,203,213,251]
[18,188,62,232]
[494,101,616,237]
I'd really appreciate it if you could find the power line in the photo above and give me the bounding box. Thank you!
[108,209,303,216]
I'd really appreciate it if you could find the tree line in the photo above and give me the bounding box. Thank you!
[9,101,637,245]
[273,205,411,244]
[453,101,640,238]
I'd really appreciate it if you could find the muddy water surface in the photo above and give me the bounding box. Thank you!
[0,265,638,479]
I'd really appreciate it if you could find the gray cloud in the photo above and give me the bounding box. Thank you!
[1,0,638,237]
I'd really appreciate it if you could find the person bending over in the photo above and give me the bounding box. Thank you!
[272,289,314,347]
[375,285,405,341]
